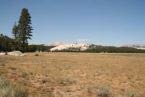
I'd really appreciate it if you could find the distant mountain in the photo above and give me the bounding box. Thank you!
[122,44,145,50]
[48,42,145,52]
[50,43,90,51]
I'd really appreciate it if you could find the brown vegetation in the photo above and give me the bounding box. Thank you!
[0,53,145,97]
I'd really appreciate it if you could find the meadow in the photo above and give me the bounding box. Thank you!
[0,52,145,97]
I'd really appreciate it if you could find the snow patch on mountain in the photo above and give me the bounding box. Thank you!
[50,43,90,51]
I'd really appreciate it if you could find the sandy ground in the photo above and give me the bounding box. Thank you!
[0,52,145,97]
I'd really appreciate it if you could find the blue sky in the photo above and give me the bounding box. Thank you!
[0,0,145,46]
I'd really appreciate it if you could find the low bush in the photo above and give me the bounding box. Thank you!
[0,76,28,97]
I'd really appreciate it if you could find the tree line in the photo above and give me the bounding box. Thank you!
[86,45,145,53]
[0,33,53,52]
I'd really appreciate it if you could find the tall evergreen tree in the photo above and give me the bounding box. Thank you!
[12,22,18,40]
[12,23,20,51]
[18,8,33,52]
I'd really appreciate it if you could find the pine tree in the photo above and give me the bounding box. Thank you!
[12,22,18,40]
[11,23,19,50]
[18,8,33,52]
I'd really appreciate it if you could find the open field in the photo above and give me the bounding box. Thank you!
[0,53,145,97]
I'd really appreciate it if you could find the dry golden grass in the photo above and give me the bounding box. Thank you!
[0,52,145,97]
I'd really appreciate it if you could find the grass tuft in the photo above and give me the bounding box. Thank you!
[0,76,28,97]
[98,87,110,97]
